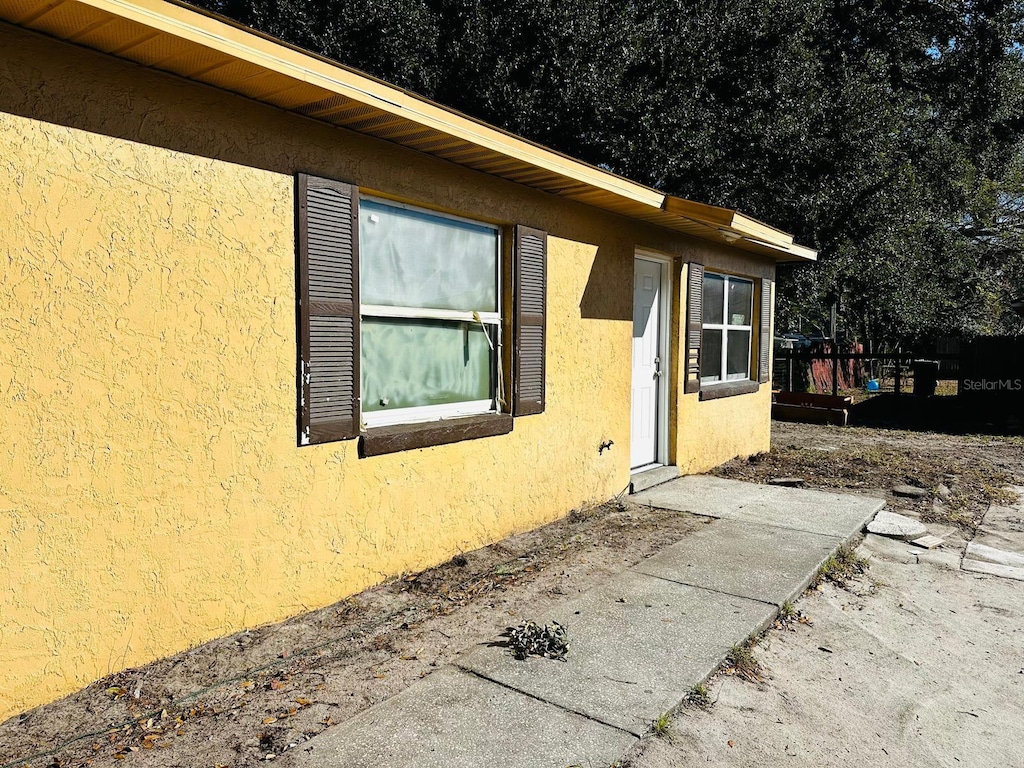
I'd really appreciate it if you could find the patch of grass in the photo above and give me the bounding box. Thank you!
[686,682,713,710]
[774,599,812,630]
[779,600,797,620]
[817,544,869,587]
[651,712,673,738]
[725,643,763,682]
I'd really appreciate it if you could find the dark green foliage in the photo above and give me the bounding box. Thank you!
[189,0,1024,342]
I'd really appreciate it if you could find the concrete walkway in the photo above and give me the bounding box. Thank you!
[283,477,884,768]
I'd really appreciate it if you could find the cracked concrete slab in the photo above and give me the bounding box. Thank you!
[630,475,884,538]
[285,666,635,768]
[634,519,841,606]
[457,569,775,736]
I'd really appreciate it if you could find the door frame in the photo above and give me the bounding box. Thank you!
[633,250,673,468]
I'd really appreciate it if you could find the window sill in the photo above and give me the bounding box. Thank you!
[360,412,513,457]
[699,380,760,401]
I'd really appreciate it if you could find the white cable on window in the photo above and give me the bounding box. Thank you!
[473,311,505,410]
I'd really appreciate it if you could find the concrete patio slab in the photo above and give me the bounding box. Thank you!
[630,475,885,538]
[458,569,775,736]
[287,666,635,768]
[633,519,841,606]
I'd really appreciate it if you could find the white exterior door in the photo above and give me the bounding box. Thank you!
[631,258,662,468]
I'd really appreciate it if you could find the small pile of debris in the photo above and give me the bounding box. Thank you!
[504,620,569,661]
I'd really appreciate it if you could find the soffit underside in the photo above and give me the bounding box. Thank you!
[0,0,816,262]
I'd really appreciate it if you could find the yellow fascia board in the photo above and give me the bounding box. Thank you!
[781,241,818,261]
[50,0,665,211]
[741,237,818,262]
[663,196,794,247]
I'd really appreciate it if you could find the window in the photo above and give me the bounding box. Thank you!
[700,273,753,384]
[683,262,772,398]
[296,174,547,451]
[359,198,501,427]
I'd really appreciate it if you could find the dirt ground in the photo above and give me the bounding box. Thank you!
[2,421,1022,768]
[631,529,1024,768]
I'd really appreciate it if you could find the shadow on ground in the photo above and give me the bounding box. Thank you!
[850,393,1023,435]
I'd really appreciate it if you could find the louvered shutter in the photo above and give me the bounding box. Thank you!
[297,174,360,444]
[513,225,547,416]
[684,262,704,394]
[758,278,772,383]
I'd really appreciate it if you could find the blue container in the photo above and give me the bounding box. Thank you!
[866,379,880,392]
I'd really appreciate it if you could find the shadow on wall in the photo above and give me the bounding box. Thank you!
[0,25,317,178]
[580,244,632,322]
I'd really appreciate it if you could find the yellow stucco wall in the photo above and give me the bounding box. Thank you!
[0,24,775,719]
[671,263,774,474]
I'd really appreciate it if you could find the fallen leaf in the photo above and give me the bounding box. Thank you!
[294,698,312,706]
[262,717,278,725]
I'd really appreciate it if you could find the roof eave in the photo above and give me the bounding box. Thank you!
[0,0,817,263]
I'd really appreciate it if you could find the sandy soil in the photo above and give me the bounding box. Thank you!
[630,532,1024,768]
[3,421,1021,768]
[714,422,1023,530]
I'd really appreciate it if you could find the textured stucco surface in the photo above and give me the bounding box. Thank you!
[0,23,775,719]
[671,263,774,474]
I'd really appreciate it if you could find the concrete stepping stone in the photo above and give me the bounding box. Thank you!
[965,542,1024,568]
[458,570,775,736]
[287,666,635,768]
[867,510,928,540]
[633,518,842,606]
[961,559,1024,582]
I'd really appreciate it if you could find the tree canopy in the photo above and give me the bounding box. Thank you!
[195,0,1024,342]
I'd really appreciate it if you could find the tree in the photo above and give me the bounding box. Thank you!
[189,0,1024,343]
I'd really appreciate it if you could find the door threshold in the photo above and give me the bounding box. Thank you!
[629,464,680,494]
[631,462,663,474]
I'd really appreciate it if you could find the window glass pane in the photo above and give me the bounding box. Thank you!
[361,317,493,412]
[727,329,751,379]
[727,279,753,326]
[701,328,723,380]
[359,199,498,311]
[703,273,725,324]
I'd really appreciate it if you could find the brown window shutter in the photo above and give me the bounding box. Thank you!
[297,173,360,444]
[758,278,772,383]
[513,225,547,416]
[684,262,704,394]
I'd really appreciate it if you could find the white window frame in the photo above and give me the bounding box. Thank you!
[701,273,753,385]
[359,196,502,428]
